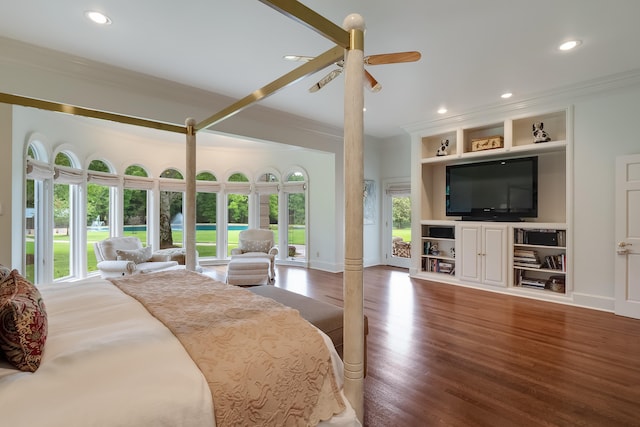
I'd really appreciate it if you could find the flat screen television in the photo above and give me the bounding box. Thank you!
[446,156,538,221]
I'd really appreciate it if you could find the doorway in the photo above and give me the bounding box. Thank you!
[615,153,640,319]
[384,181,411,268]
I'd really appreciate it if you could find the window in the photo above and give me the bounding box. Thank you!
[52,152,83,279]
[255,172,279,236]
[123,165,152,244]
[225,172,250,256]
[24,145,52,283]
[159,168,184,249]
[196,171,219,258]
[283,171,307,261]
[86,159,117,272]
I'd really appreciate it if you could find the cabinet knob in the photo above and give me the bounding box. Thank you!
[618,241,632,248]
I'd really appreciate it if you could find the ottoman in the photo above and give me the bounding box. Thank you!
[226,256,273,286]
[247,285,368,372]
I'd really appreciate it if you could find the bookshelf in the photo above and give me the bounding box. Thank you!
[512,228,567,294]
[421,223,456,276]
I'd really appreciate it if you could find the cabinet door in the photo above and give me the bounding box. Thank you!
[458,225,481,283]
[482,225,507,287]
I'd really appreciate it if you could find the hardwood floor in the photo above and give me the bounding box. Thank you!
[205,264,640,426]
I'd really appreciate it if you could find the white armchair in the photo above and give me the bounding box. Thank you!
[94,236,179,278]
[230,229,278,280]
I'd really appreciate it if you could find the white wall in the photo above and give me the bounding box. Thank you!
[363,139,382,267]
[571,84,640,309]
[0,104,12,266]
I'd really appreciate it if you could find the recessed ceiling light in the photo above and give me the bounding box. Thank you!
[559,40,581,51]
[437,107,447,114]
[85,11,111,25]
[501,92,513,99]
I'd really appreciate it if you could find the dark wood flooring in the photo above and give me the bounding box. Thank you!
[205,264,640,427]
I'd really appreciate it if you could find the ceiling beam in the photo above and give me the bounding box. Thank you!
[195,45,344,131]
[0,92,186,134]
[259,0,350,48]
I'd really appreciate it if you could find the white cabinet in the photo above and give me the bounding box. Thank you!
[457,223,508,287]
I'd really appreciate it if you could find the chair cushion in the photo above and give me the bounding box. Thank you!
[116,246,153,264]
[239,239,272,254]
[136,261,179,274]
[98,237,143,261]
[0,270,48,372]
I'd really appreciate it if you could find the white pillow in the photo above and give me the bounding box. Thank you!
[239,239,272,254]
[116,246,153,264]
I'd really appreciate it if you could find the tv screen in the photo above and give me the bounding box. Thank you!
[446,156,538,221]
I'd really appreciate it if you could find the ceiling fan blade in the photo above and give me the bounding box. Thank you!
[283,54,315,62]
[364,70,382,92]
[309,68,342,93]
[364,51,421,65]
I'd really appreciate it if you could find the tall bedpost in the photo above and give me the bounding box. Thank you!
[342,13,365,422]
[185,117,197,271]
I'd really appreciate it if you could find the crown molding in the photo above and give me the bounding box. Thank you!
[402,68,640,135]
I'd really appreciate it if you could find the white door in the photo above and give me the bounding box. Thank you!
[458,225,481,283]
[615,154,640,319]
[384,183,411,268]
[482,225,507,287]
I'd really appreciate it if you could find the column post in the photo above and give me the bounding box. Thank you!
[342,13,365,423]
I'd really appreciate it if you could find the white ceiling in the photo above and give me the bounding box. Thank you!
[2,0,640,139]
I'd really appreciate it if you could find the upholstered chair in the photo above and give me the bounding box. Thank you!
[230,229,278,280]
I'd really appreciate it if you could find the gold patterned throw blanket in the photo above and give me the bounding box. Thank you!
[109,270,345,426]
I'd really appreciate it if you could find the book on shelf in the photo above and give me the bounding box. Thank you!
[438,262,454,274]
[513,256,539,264]
[514,249,537,258]
[427,259,455,274]
[514,262,542,269]
[541,254,567,271]
[513,249,540,268]
[519,277,547,289]
[521,282,546,290]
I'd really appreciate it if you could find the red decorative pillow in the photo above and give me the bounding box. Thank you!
[0,270,48,372]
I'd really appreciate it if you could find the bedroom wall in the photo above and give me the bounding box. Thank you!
[0,104,12,267]
[571,82,640,309]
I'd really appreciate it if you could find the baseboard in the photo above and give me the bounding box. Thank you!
[571,292,615,312]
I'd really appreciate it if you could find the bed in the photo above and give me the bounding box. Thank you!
[0,268,360,426]
[1,2,368,420]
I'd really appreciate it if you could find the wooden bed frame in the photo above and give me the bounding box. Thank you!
[0,0,367,421]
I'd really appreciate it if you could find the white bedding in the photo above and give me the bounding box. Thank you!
[0,276,359,427]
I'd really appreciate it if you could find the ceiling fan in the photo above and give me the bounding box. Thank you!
[284,51,421,93]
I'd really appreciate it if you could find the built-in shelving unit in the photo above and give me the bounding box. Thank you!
[421,223,456,276]
[411,107,572,303]
[512,226,567,294]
